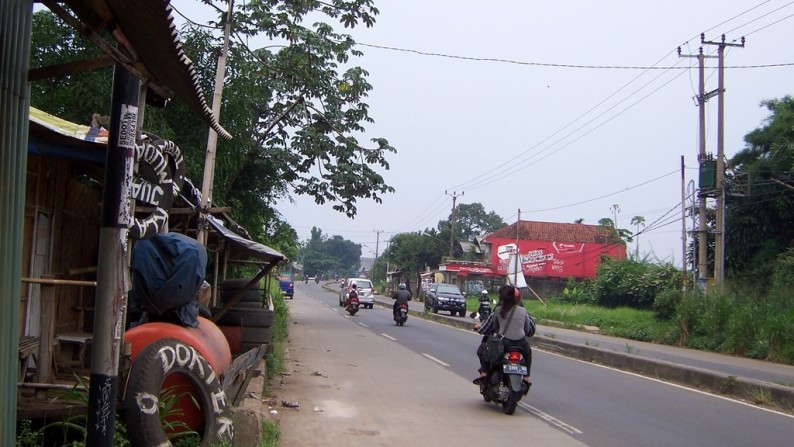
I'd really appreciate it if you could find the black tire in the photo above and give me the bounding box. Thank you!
[240,342,270,353]
[432,305,438,314]
[458,309,466,317]
[215,308,274,327]
[502,390,520,415]
[223,301,266,309]
[240,327,272,345]
[347,308,358,316]
[220,289,262,304]
[122,338,233,446]
[220,278,260,290]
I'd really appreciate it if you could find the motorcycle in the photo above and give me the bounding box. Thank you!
[315,276,320,284]
[476,299,492,323]
[346,295,360,316]
[394,303,409,326]
[477,346,530,415]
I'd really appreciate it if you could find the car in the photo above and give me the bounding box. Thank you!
[424,283,467,317]
[339,278,375,308]
[278,276,294,299]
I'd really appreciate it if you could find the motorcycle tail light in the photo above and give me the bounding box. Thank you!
[507,352,522,364]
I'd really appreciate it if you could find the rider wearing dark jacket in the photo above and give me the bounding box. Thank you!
[474,284,535,384]
[391,283,412,315]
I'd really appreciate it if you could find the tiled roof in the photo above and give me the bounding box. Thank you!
[485,220,613,244]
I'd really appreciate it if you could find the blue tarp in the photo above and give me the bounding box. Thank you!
[129,232,207,327]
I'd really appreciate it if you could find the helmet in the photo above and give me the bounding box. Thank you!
[350,284,357,289]
[398,283,406,290]
[481,289,488,296]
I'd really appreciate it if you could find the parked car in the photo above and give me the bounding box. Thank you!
[279,276,294,299]
[424,283,466,317]
[339,278,375,308]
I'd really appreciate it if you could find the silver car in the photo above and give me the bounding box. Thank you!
[339,278,375,309]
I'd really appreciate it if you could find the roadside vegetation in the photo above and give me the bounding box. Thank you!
[524,257,794,366]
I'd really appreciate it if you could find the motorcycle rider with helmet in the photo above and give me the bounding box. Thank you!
[476,289,492,323]
[344,283,358,307]
[473,285,535,386]
[391,282,412,318]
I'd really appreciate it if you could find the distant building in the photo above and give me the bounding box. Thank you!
[439,220,626,298]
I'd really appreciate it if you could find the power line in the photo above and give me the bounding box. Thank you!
[355,42,793,70]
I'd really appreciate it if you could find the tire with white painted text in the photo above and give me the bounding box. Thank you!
[122,338,233,446]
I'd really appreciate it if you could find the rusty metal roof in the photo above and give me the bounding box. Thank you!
[486,220,613,244]
[49,0,231,139]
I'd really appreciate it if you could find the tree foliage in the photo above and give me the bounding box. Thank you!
[436,202,506,241]
[301,227,361,277]
[29,2,395,256]
[726,96,794,277]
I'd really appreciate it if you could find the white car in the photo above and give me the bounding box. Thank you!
[339,278,375,308]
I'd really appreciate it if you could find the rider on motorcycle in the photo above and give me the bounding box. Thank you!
[473,285,535,386]
[477,289,492,322]
[391,282,412,317]
[344,283,358,307]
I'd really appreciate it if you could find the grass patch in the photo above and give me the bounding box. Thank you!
[525,300,676,343]
[257,419,281,447]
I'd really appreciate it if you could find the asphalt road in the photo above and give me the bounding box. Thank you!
[278,282,794,447]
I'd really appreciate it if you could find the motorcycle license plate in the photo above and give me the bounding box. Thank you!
[503,364,527,375]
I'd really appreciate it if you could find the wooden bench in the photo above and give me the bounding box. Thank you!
[18,336,40,382]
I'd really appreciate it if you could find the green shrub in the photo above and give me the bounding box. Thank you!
[591,258,680,310]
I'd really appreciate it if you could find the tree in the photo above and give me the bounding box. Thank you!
[29,3,396,254]
[300,227,361,277]
[436,202,505,258]
[630,216,646,258]
[598,218,631,245]
[726,96,794,276]
[380,231,445,290]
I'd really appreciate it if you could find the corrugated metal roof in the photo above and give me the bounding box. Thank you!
[54,0,231,139]
[486,220,613,244]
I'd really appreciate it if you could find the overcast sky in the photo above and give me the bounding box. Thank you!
[172,0,794,265]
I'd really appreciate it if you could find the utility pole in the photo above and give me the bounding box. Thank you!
[702,33,745,288]
[445,190,463,258]
[373,229,383,260]
[197,0,234,245]
[678,45,717,290]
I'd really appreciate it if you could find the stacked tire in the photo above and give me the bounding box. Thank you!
[215,278,274,354]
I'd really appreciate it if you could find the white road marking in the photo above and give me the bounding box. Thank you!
[381,333,397,341]
[421,353,450,367]
[539,350,794,419]
[519,402,583,434]
[358,322,369,328]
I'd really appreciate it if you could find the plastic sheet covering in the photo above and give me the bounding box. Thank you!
[129,232,207,327]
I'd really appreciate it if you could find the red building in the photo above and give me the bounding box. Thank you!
[484,220,626,280]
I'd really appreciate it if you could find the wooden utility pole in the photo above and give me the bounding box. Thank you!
[445,190,463,258]
[197,0,234,245]
[702,34,745,288]
[678,46,717,290]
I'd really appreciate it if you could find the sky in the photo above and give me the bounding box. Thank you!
[170,0,794,265]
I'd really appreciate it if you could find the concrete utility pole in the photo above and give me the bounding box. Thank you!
[702,34,745,288]
[678,45,717,290]
[445,190,463,258]
[197,0,234,245]
[373,229,383,260]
